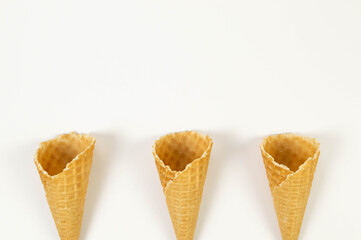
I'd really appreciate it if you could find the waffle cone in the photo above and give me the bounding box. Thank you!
[260,133,320,240]
[34,132,95,240]
[152,131,213,240]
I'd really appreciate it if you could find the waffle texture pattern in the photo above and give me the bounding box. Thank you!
[34,132,95,240]
[260,133,320,240]
[153,131,213,240]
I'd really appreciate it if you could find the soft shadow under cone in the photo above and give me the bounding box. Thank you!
[153,131,213,240]
[34,132,95,240]
[260,133,320,240]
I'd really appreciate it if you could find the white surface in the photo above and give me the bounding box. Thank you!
[1,0,361,239]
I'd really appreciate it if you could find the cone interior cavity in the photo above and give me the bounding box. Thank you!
[36,133,94,177]
[154,131,212,172]
[262,134,319,172]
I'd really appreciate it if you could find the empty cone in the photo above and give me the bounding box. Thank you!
[34,132,95,240]
[260,133,320,240]
[152,131,213,240]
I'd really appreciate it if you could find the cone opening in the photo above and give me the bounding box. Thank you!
[263,134,319,172]
[36,133,94,176]
[154,131,212,172]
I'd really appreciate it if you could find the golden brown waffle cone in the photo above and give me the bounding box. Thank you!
[260,133,320,240]
[34,132,95,240]
[152,131,213,240]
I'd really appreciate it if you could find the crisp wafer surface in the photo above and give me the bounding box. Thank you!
[34,132,95,240]
[153,131,213,240]
[260,133,319,240]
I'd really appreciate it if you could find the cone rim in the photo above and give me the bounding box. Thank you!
[34,132,96,180]
[260,132,320,190]
[152,130,213,174]
[153,130,213,192]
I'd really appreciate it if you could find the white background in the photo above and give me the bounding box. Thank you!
[1,0,360,239]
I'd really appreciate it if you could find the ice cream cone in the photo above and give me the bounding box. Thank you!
[152,131,213,240]
[260,133,320,240]
[34,132,95,240]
